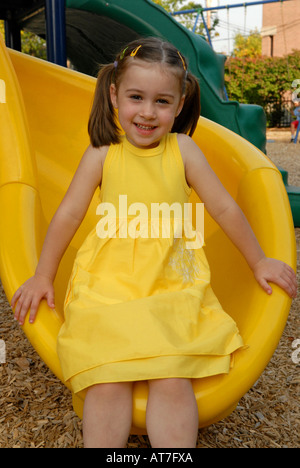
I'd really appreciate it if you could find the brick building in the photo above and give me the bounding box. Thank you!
[262,0,300,56]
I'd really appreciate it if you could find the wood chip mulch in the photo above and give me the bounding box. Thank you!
[0,135,299,448]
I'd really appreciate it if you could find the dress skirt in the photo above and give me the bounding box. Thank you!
[57,227,244,394]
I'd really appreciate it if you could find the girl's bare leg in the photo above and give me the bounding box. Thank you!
[83,382,133,448]
[146,378,199,448]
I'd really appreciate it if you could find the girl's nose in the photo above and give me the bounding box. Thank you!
[140,101,156,119]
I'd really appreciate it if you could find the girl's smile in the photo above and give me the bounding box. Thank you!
[110,61,185,149]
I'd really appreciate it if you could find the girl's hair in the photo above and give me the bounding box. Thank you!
[88,37,200,148]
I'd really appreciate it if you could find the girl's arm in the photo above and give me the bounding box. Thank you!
[179,134,297,298]
[11,144,108,325]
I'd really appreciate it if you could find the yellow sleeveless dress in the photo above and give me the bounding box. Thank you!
[57,134,244,394]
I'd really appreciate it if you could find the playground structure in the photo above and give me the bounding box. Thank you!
[0,0,297,432]
[2,0,299,224]
[2,0,267,152]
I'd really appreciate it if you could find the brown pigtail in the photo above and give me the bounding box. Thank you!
[172,73,201,137]
[88,64,120,148]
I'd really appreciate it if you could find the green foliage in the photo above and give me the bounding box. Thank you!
[21,30,47,60]
[0,20,4,39]
[225,51,300,126]
[232,30,262,58]
[0,19,46,59]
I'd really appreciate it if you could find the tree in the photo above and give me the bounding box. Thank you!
[153,1,219,39]
[21,29,46,60]
[232,30,262,58]
[0,20,4,39]
[0,19,46,59]
[225,51,300,126]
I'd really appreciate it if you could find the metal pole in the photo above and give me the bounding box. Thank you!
[4,19,21,51]
[192,10,201,34]
[45,0,67,67]
[200,11,213,47]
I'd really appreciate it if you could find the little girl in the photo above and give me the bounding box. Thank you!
[11,37,297,448]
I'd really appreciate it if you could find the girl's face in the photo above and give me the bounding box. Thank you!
[110,60,185,149]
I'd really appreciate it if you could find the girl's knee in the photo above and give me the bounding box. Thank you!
[86,382,132,400]
[148,378,193,398]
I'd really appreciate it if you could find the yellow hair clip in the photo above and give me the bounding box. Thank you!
[130,45,142,57]
[177,51,187,71]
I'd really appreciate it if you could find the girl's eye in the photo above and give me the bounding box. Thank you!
[157,99,169,104]
[130,95,142,100]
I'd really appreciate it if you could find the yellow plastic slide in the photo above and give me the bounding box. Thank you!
[0,35,296,432]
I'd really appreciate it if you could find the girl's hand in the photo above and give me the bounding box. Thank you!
[253,257,297,298]
[11,274,55,326]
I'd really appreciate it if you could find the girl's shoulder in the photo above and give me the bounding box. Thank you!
[176,133,206,168]
[83,143,110,171]
[84,143,110,161]
[176,132,193,147]
[76,144,110,187]
[176,132,201,152]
